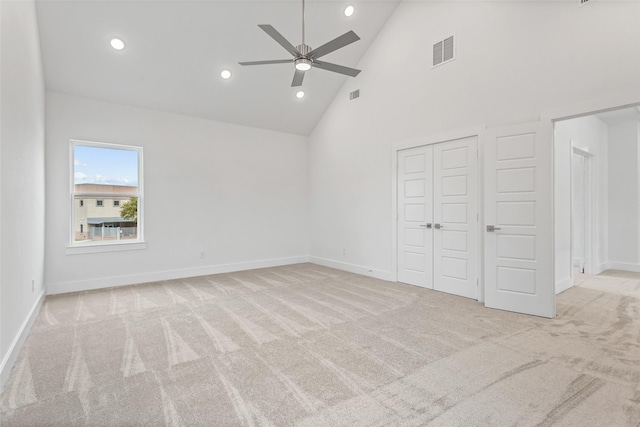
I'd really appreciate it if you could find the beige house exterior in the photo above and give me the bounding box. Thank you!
[74,183,137,241]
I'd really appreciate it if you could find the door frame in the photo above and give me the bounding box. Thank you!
[570,144,595,279]
[392,126,485,301]
[543,94,640,301]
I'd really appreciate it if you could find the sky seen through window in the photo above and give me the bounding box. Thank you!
[74,145,138,187]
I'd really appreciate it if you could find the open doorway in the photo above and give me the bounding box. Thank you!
[571,146,593,276]
[555,105,640,294]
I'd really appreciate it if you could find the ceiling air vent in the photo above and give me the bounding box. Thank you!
[579,0,593,6]
[433,35,455,67]
[349,89,360,102]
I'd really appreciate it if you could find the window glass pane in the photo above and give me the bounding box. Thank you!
[74,145,138,187]
[72,144,140,245]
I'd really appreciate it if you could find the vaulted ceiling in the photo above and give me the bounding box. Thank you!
[35,0,400,136]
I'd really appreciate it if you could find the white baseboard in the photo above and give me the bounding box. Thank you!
[555,277,573,294]
[605,261,640,273]
[0,289,46,393]
[309,256,394,281]
[598,261,610,274]
[47,255,310,295]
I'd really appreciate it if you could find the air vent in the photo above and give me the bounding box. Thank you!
[433,35,455,67]
[578,0,593,5]
[349,89,360,102]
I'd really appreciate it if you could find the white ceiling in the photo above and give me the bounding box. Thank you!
[35,0,400,136]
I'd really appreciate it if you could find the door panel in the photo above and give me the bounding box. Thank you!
[484,122,555,318]
[433,137,478,299]
[397,146,433,288]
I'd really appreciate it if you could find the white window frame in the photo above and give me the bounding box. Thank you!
[67,139,146,254]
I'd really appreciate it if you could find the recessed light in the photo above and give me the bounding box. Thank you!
[110,38,125,50]
[220,69,232,79]
[296,91,305,99]
[344,5,354,17]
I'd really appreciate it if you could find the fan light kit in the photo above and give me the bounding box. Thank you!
[239,0,361,87]
[110,38,125,50]
[220,69,232,79]
[295,58,312,71]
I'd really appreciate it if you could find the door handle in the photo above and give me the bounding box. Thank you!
[419,223,433,229]
[486,225,502,232]
[434,223,443,230]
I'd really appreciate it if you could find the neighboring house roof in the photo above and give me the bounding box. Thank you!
[87,217,135,225]
[75,183,137,193]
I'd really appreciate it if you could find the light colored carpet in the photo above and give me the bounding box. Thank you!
[1,263,639,426]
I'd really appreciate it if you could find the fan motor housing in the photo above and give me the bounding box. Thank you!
[296,44,312,56]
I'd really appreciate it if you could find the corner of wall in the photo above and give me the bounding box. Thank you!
[0,0,47,394]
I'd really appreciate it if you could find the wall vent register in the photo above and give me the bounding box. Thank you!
[433,36,455,67]
[349,89,360,101]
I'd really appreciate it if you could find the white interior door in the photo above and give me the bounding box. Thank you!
[484,122,555,318]
[433,137,478,299]
[397,146,434,288]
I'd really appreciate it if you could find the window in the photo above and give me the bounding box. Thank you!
[70,140,143,248]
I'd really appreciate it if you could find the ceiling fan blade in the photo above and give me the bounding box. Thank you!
[258,24,301,57]
[308,31,360,59]
[291,69,305,87]
[313,60,361,77]
[238,59,292,66]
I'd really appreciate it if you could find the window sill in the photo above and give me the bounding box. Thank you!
[66,241,147,255]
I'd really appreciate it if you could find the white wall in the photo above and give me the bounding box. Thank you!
[45,92,309,294]
[608,119,640,267]
[309,1,640,279]
[0,0,46,390]
[554,116,608,290]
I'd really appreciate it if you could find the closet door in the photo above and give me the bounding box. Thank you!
[433,137,478,299]
[397,145,434,288]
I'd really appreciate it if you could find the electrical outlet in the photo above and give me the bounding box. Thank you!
[200,251,205,259]
[342,248,347,256]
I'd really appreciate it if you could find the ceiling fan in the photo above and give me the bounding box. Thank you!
[239,0,362,87]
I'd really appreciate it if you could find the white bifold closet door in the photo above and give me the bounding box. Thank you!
[398,137,478,299]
